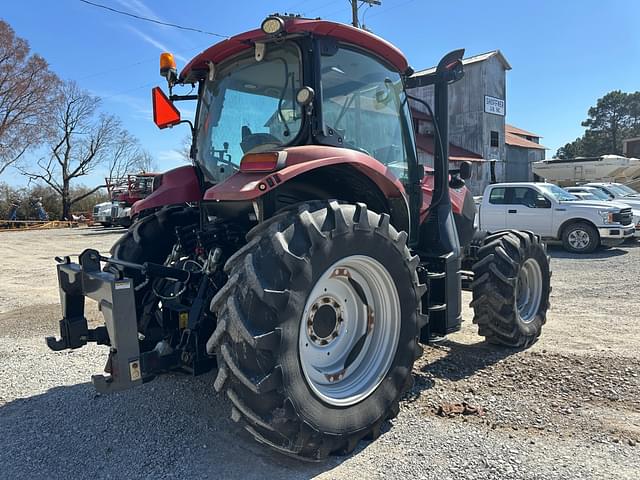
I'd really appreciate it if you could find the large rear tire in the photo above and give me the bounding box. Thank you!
[470,230,551,348]
[208,201,426,460]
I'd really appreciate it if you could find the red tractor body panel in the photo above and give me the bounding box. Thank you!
[203,146,406,202]
[131,165,201,216]
[133,148,469,225]
[180,19,409,83]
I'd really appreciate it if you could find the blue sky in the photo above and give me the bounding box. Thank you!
[2,0,639,186]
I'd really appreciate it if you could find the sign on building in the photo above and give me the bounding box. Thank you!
[484,95,505,116]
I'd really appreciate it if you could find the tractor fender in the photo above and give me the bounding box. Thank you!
[203,146,407,204]
[131,165,202,216]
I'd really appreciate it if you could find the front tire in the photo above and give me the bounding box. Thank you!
[471,230,551,348]
[208,201,425,460]
[562,222,599,253]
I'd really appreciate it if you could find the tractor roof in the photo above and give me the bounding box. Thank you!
[179,18,409,83]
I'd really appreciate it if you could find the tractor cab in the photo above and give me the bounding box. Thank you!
[154,18,420,206]
[191,36,414,187]
[152,15,469,250]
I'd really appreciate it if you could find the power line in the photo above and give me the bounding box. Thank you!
[77,58,155,81]
[78,0,229,38]
[366,0,416,20]
[100,81,156,100]
[348,0,381,28]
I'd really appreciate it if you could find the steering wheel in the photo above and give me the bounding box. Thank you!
[241,126,283,154]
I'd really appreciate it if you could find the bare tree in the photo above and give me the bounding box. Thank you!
[0,20,60,176]
[20,81,147,219]
[179,134,193,163]
[107,130,149,180]
[136,150,157,173]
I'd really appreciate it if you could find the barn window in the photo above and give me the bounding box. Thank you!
[490,131,499,147]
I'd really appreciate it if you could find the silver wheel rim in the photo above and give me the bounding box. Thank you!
[567,228,591,250]
[298,255,401,407]
[515,258,543,323]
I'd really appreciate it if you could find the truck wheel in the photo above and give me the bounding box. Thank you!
[208,201,425,460]
[109,205,199,335]
[562,222,599,253]
[471,230,551,348]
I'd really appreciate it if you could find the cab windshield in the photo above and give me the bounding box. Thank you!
[538,184,578,201]
[196,42,303,182]
[321,46,414,183]
[582,188,610,201]
[612,183,639,196]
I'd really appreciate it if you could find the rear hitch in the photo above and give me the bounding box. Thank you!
[47,249,216,394]
[46,249,145,393]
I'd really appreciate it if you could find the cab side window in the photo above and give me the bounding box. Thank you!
[511,187,549,208]
[489,187,507,204]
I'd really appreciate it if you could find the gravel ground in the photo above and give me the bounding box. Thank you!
[0,227,639,479]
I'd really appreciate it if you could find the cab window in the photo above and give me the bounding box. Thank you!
[321,46,414,183]
[489,187,506,204]
[511,187,548,208]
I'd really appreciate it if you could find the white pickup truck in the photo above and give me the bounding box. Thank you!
[477,182,635,253]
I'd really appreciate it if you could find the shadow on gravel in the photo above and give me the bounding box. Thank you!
[0,374,348,479]
[547,245,628,259]
[77,227,126,236]
[422,339,515,381]
[406,339,517,402]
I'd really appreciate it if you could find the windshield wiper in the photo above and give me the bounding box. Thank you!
[274,58,291,138]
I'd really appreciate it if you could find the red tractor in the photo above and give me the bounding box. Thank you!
[105,172,158,227]
[47,16,551,460]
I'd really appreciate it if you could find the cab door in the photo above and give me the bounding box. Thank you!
[481,186,508,229]
[504,186,553,236]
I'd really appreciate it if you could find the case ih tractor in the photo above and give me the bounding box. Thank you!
[47,16,551,460]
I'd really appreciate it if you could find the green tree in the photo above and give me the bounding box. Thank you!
[581,90,629,155]
[556,90,640,158]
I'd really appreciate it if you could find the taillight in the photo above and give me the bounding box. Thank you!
[239,151,286,173]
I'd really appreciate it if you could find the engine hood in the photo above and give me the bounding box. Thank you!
[559,200,621,210]
[612,196,640,208]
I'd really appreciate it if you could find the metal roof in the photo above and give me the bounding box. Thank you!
[415,132,485,162]
[505,132,547,150]
[506,124,542,138]
[412,50,512,77]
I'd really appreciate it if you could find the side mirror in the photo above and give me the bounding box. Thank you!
[152,87,181,129]
[535,197,551,208]
[459,161,471,180]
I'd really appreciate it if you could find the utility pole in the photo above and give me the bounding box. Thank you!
[350,0,381,29]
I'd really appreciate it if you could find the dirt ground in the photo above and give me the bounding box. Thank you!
[0,226,638,479]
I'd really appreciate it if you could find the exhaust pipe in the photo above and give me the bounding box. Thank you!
[405,49,466,338]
